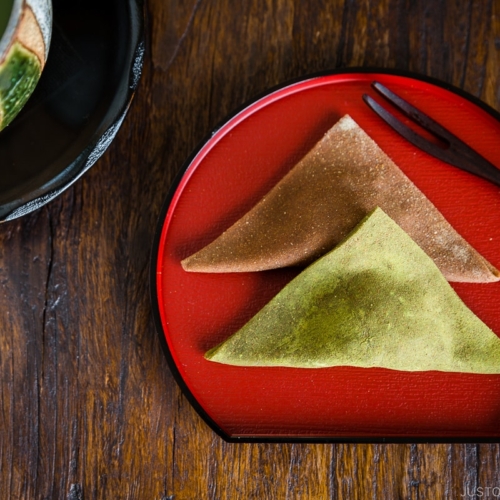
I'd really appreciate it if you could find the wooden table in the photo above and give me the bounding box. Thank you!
[1,0,499,498]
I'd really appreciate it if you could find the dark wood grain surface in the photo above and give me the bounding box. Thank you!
[0,0,499,498]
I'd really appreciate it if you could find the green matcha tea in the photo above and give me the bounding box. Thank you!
[0,0,14,42]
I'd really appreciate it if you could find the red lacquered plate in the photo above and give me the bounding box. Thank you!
[151,70,500,442]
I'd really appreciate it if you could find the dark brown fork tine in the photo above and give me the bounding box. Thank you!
[371,82,493,170]
[371,82,455,144]
[363,84,500,187]
[362,94,446,160]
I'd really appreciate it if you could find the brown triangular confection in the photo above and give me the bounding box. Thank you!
[182,115,499,283]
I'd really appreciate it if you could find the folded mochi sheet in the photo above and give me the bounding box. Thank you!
[182,115,499,283]
[205,208,500,373]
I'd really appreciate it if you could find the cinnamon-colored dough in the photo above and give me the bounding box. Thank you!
[206,208,500,372]
[182,115,499,283]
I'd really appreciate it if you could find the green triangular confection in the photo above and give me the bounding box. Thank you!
[205,208,500,373]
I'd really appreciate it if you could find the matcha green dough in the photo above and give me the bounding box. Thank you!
[206,208,500,373]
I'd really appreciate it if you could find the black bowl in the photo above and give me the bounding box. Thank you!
[0,0,144,221]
